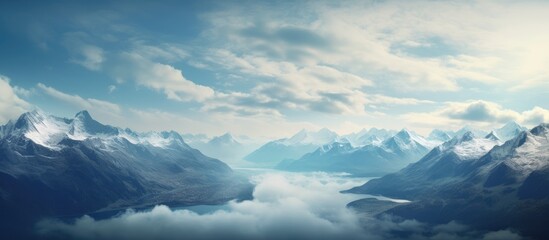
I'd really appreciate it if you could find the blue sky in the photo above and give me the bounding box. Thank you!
[1,0,549,138]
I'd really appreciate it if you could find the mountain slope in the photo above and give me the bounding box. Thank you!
[346,124,549,239]
[0,110,253,238]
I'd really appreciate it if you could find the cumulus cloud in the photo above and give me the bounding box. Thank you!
[0,75,32,123]
[443,101,520,122]
[36,172,524,240]
[522,107,549,125]
[402,100,549,131]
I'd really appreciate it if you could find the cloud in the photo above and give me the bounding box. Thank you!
[401,100,549,131]
[522,107,549,125]
[108,85,116,93]
[116,51,215,102]
[443,101,520,122]
[73,44,105,71]
[37,83,121,119]
[64,32,105,71]
[0,75,32,123]
[36,172,525,240]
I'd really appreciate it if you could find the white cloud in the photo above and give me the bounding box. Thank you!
[64,32,105,71]
[117,51,215,102]
[443,101,521,123]
[522,107,549,125]
[0,75,31,123]
[401,100,549,131]
[37,83,121,121]
[198,1,549,93]
[73,44,104,71]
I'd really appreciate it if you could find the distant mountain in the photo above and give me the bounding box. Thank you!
[279,129,438,176]
[427,129,453,142]
[494,121,527,141]
[187,133,261,165]
[344,128,396,147]
[454,125,488,139]
[345,131,500,197]
[345,124,549,239]
[244,128,339,167]
[0,110,253,238]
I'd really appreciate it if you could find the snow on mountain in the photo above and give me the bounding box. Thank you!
[382,129,438,153]
[345,123,549,239]
[454,125,488,139]
[344,128,396,147]
[208,133,241,146]
[187,133,261,165]
[493,121,528,141]
[278,129,438,175]
[441,132,500,160]
[2,110,191,150]
[484,123,549,175]
[427,129,453,142]
[12,110,72,149]
[281,128,339,145]
[0,110,253,231]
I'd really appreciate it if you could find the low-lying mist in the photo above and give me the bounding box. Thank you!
[36,171,523,240]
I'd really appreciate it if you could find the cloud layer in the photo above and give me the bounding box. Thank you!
[36,172,524,240]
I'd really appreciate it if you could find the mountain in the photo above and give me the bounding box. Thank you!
[454,125,488,139]
[427,129,453,142]
[494,121,527,141]
[345,124,549,239]
[187,133,261,165]
[484,131,501,141]
[344,128,396,147]
[0,110,253,238]
[278,129,438,176]
[345,131,500,197]
[244,128,339,167]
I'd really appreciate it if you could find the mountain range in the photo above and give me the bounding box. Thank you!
[185,133,261,165]
[278,129,439,176]
[276,122,526,176]
[345,123,549,239]
[244,128,340,167]
[0,110,253,238]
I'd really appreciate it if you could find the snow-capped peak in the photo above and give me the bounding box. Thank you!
[487,123,549,173]
[436,131,498,160]
[2,110,189,150]
[318,141,353,153]
[208,133,240,145]
[428,129,453,142]
[455,125,488,139]
[494,121,527,141]
[282,128,338,145]
[68,110,119,140]
[382,129,438,152]
[12,110,71,149]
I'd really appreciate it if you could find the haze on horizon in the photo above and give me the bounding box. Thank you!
[1,0,549,140]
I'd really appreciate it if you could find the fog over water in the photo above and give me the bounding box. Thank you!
[37,170,523,240]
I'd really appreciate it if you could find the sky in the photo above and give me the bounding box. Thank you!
[1,0,549,139]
